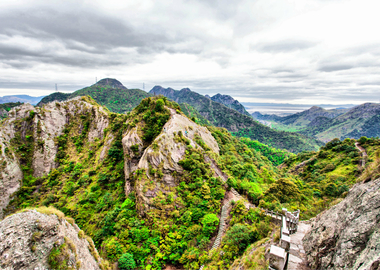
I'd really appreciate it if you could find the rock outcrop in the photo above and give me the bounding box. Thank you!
[303,178,380,270]
[0,209,101,270]
[0,97,110,219]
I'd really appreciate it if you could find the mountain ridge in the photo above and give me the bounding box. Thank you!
[150,85,323,153]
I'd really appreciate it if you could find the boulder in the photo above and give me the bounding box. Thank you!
[0,209,101,270]
[303,178,380,269]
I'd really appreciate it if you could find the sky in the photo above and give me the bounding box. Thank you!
[1,0,380,105]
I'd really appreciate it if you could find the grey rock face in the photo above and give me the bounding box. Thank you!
[0,209,101,270]
[303,178,380,270]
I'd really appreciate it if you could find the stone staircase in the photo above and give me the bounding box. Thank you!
[268,209,300,270]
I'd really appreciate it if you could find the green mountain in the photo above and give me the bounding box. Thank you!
[1,96,379,269]
[37,78,151,113]
[150,86,323,153]
[37,92,71,105]
[208,93,251,116]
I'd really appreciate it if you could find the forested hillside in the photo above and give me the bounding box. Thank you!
[253,103,380,142]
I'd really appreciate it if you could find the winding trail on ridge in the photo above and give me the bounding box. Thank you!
[355,142,367,167]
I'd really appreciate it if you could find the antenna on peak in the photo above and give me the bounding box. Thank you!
[143,83,145,90]
[55,83,57,91]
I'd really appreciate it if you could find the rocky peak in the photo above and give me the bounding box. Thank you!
[95,78,126,89]
[180,88,191,93]
[0,208,101,270]
[149,86,176,98]
[211,93,235,105]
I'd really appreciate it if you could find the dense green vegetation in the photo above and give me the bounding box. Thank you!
[179,103,210,126]
[37,92,71,105]
[5,96,379,270]
[240,138,294,166]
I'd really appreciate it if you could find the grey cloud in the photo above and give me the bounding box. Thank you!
[318,64,354,72]
[253,40,317,53]
[0,6,206,69]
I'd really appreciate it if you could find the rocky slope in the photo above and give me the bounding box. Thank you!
[0,102,23,119]
[0,96,109,218]
[303,177,380,269]
[0,208,102,269]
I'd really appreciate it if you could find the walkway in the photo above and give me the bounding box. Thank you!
[287,222,311,270]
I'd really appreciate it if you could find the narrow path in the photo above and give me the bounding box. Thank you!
[199,188,250,270]
[287,222,311,270]
[355,142,367,167]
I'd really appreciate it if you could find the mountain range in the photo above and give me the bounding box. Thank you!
[0,94,45,105]
[36,79,323,153]
[253,103,380,142]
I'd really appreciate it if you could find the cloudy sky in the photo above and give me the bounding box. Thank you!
[1,0,380,105]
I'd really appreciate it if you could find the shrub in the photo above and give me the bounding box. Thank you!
[201,213,219,236]
[118,253,136,270]
[222,224,255,255]
[155,99,165,111]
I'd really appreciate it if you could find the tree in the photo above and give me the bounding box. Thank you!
[118,253,136,270]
